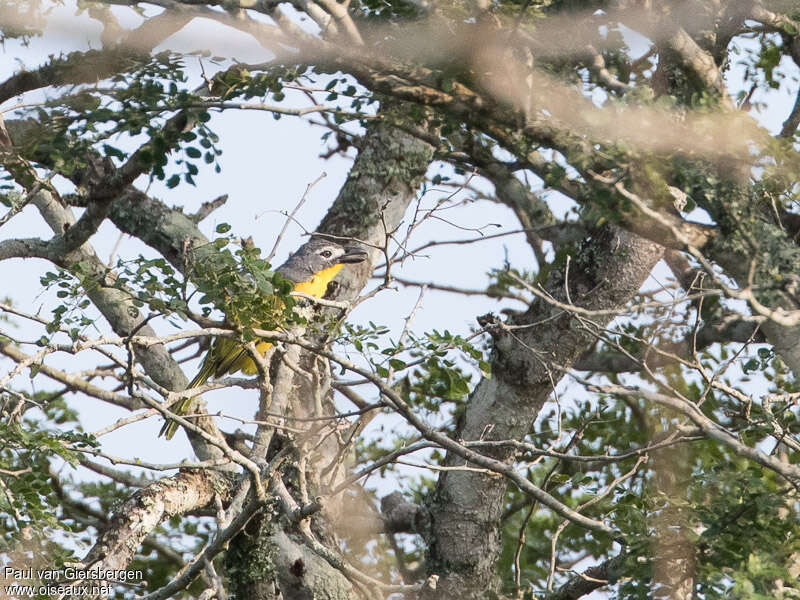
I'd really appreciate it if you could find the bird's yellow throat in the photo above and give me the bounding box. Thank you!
[291,263,345,297]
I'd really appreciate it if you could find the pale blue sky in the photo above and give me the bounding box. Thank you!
[0,4,537,473]
[1,8,798,575]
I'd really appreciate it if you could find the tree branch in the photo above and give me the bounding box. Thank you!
[80,470,226,582]
[544,552,627,600]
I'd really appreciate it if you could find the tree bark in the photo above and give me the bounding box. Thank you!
[228,104,437,600]
[425,227,663,598]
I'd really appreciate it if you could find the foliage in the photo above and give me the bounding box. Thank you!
[2,1,800,599]
[0,395,96,549]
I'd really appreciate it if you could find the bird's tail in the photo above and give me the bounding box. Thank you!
[159,360,215,440]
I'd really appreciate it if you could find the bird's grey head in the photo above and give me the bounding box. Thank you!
[278,238,368,282]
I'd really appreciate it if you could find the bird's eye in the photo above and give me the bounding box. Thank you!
[320,250,332,258]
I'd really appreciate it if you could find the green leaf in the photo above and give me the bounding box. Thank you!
[478,360,492,378]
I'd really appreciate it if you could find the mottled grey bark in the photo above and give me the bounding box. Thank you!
[544,552,627,600]
[224,514,357,600]
[227,106,437,600]
[8,101,437,600]
[105,187,211,274]
[424,227,663,598]
[81,470,223,584]
[31,190,191,400]
[4,122,224,462]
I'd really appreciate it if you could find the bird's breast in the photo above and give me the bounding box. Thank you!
[292,263,345,298]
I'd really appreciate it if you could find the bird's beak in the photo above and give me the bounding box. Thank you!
[338,246,369,264]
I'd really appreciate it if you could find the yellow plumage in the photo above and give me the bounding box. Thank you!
[159,243,365,440]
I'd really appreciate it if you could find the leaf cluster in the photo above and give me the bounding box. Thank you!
[0,414,97,548]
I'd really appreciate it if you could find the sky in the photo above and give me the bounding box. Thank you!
[2,3,799,593]
[0,2,540,478]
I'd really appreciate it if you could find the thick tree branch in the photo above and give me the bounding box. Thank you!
[423,226,662,599]
[0,11,191,104]
[544,552,627,600]
[0,342,141,410]
[664,24,732,106]
[380,491,430,534]
[80,470,226,583]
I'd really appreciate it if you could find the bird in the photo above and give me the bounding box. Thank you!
[159,238,369,439]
